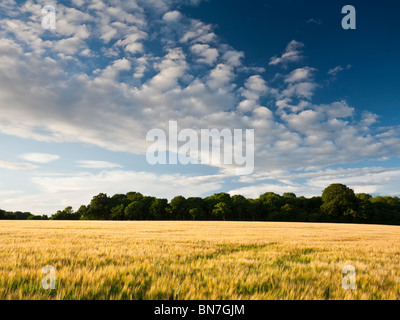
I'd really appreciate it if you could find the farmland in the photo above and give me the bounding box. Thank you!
[0,221,399,300]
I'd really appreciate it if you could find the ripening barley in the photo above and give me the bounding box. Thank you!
[0,221,399,300]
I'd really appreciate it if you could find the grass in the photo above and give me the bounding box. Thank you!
[0,221,399,300]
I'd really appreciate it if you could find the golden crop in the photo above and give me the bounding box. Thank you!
[0,221,399,300]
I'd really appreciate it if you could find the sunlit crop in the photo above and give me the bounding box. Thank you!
[1,221,399,300]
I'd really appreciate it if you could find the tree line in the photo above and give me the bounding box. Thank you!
[44,184,400,225]
[0,210,47,220]
[1,184,399,225]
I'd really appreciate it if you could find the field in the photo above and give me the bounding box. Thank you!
[0,221,399,300]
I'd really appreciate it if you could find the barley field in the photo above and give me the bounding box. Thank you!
[0,221,399,300]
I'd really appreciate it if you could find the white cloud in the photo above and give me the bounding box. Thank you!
[71,0,84,7]
[163,10,182,22]
[281,82,317,100]
[0,159,38,170]
[206,63,234,91]
[148,48,187,91]
[222,50,244,67]
[318,101,354,119]
[361,111,379,126]
[238,75,275,114]
[269,40,304,66]
[242,75,268,97]
[76,160,123,169]
[19,153,60,164]
[54,36,86,55]
[181,20,216,43]
[282,109,322,132]
[115,32,147,54]
[133,56,149,78]
[285,67,316,83]
[191,44,219,65]
[328,64,351,77]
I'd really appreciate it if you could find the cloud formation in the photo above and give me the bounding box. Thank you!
[0,0,399,213]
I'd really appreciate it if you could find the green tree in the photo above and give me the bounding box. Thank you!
[141,196,156,219]
[76,205,87,220]
[283,193,297,200]
[356,194,373,221]
[259,192,283,220]
[51,207,80,220]
[82,193,112,220]
[125,201,146,220]
[321,184,358,218]
[111,204,126,220]
[127,192,143,202]
[189,208,200,221]
[4,212,16,220]
[280,204,295,221]
[167,196,187,220]
[111,194,129,208]
[370,196,395,224]
[205,193,233,220]
[28,215,49,220]
[149,199,168,220]
[232,195,249,221]
[247,198,263,221]
[14,211,33,220]
[212,202,231,221]
[186,197,206,220]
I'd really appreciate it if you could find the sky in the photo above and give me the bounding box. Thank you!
[0,0,399,215]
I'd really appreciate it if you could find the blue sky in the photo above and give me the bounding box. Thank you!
[0,0,399,215]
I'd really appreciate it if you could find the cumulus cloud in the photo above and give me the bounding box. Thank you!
[285,67,316,83]
[269,40,305,66]
[163,10,182,22]
[281,82,318,100]
[115,32,147,54]
[181,19,217,44]
[238,75,275,114]
[190,44,219,65]
[54,36,86,55]
[222,50,244,67]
